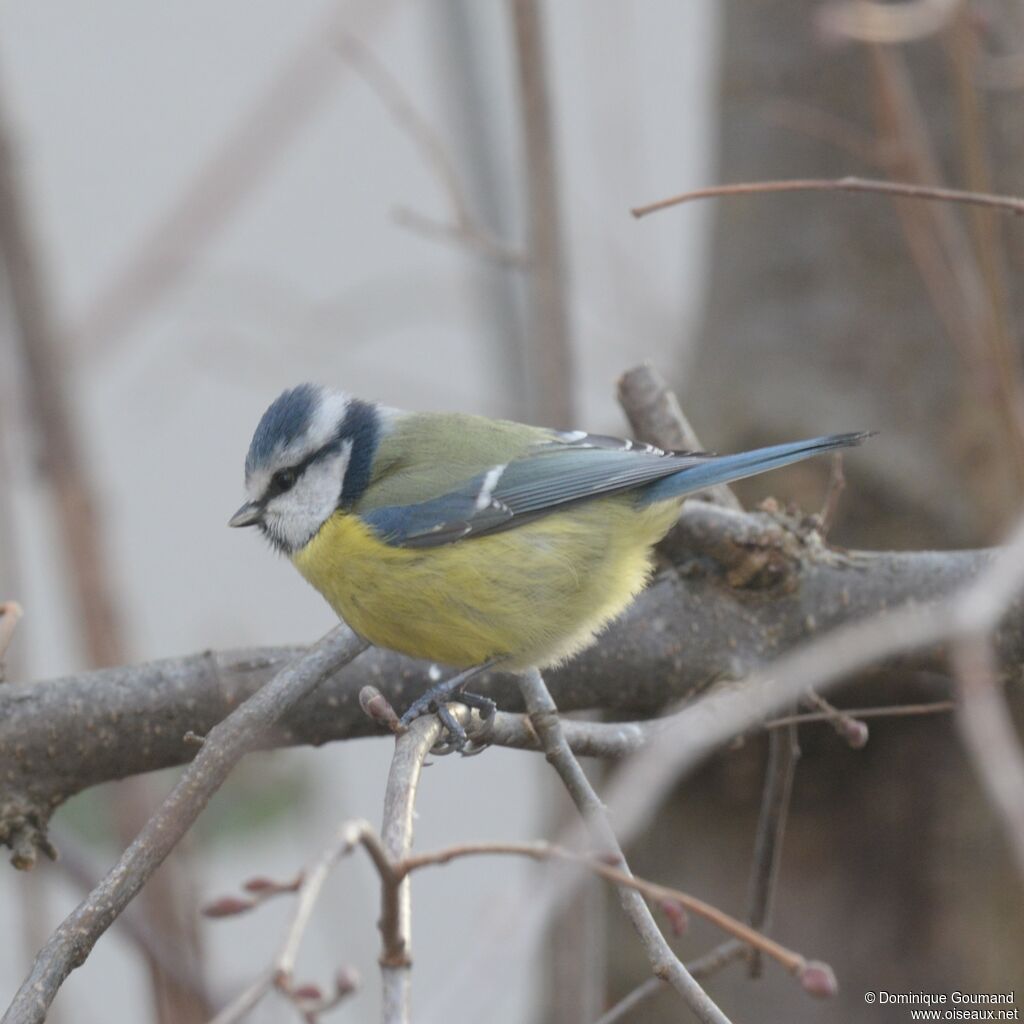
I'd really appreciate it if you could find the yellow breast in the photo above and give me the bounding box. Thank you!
[291,497,680,670]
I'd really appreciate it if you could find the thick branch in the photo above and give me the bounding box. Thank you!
[2,501,1011,862]
[1,626,365,1024]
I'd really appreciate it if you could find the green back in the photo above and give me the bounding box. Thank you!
[355,410,549,512]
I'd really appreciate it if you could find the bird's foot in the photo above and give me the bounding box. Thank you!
[399,664,498,754]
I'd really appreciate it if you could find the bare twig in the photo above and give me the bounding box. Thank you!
[334,35,525,267]
[0,70,212,1021]
[509,0,575,426]
[593,977,665,1024]
[73,1,396,358]
[0,71,122,670]
[1,625,366,1024]
[817,454,847,537]
[804,692,870,748]
[2,505,1014,851]
[206,972,274,1024]
[403,840,815,975]
[745,722,800,977]
[631,175,1024,220]
[594,942,748,1024]
[764,700,955,728]
[604,512,1024,872]
[212,815,824,1023]
[52,825,215,1007]
[687,941,748,980]
[0,602,22,667]
[516,668,732,1024]
[378,711,452,1023]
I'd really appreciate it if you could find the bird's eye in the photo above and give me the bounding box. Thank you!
[271,467,297,494]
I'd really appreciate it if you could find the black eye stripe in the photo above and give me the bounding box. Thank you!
[257,399,379,510]
[259,434,352,505]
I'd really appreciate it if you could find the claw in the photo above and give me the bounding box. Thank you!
[399,661,501,754]
[436,705,468,752]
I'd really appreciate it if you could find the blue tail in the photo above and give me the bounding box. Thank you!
[638,431,872,506]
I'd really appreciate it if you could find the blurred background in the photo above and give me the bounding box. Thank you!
[1,1,1023,1022]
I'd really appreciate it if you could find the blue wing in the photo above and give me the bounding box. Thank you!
[361,431,869,549]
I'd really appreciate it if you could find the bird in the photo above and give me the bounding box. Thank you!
[230,383,869,747]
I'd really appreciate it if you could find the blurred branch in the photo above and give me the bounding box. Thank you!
[377,710,451,1023]
[0,68,212,1022]
[952,635,1024,880]
[1,495,1008,851]
[764,700,955,728]
[73,0,395,359]
[603,513,1024,885]
[1,625,366,1024]
[816,0,961,45]
[0,81,123,670]
[509,0,575,425]
[0,602,22,667]
[745,721,799,978]
[631,175,1024,219]
[0,502,1014,864]
[517,668,731,1023]
[335,34,526,267]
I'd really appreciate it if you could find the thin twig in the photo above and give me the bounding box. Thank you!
[211,816,820,1024]
[687,941,748,980]
[0,502,1010,837]
[817,454,846,537]
[1,626,367,1024]
[516,669,732,1024]
[469,709,654,757]
[51,825,215,1006]
[0,602,22,667]
[605,512,1024,869]
[509,0,575,426]
[593,938,750,1023]
[592,977,663,1024]
[804,692,869,748]
[378,711,452,1023]
[401,841,811,974]
[73,1,397,358]
[745,721,800,977]
[205,972,274,1024]
[631,175,1024,220]
[0,69,211,1020]
[334,35,525,267]
[764,700,955,728]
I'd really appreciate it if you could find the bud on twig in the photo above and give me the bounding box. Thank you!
[359,686,401,732]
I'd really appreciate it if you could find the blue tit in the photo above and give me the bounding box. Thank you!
[230,384,868,741]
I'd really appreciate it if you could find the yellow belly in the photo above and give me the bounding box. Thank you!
[291,496,680,669]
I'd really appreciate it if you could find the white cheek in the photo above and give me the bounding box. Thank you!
[267,446,352,551]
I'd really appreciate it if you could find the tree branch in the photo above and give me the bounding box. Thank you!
[631,175,1024,220]
[1,500,1010,865]
[517,669,731,1024]
[509,0,575,425]
[1,625,366,1024]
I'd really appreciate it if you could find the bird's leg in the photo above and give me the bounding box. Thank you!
[399,661,499,751]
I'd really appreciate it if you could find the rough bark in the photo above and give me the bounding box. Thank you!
[1,499,1009,865]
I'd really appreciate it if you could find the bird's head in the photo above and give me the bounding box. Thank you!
[229,384,381,554]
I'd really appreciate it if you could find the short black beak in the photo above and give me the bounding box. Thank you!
[228,502,262,528]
